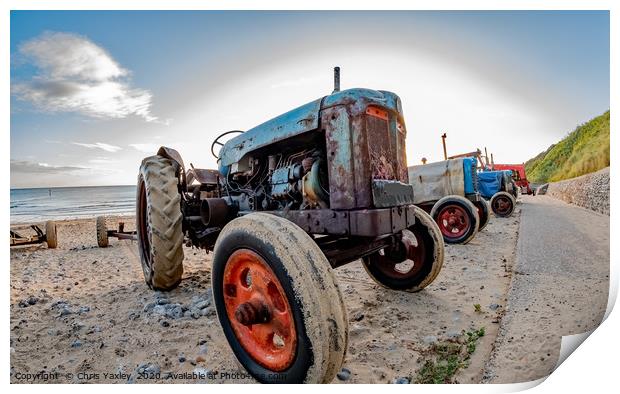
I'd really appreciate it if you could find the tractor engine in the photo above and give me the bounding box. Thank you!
[227,148,329,212]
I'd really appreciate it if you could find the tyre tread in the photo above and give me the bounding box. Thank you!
[137,155,184,290]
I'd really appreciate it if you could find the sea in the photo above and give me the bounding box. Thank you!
[10,185,137,224]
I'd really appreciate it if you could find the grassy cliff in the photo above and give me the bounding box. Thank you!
[525,111,610,183]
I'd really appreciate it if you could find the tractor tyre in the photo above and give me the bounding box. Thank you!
[96,216,109,248]
[363,206,444,292]
[474,200,490,232]
[430,195,480,244]
[514,184,521,199]
[136,155,184,291]
[212,213,347,383]
[490,192,516,217]
[45,221,58,249]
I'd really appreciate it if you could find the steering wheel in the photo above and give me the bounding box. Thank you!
[210,130,245,159]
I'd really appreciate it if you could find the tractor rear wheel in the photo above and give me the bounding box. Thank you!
[96,216,109,247]
[474,200,490,231]
[45,221,57,249]
[136,155,184,291]
[212,213,347,383]
[363,206,444,292]
[490,191,516,217]
[430,195,480,244]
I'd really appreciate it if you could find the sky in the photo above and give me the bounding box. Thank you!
[10,11,610,188]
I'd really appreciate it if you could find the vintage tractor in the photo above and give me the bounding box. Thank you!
[477,170,518,217]
[135,69,445,383]
[493,163,533,195]
[444,142,518,218]
[408,157,489,244]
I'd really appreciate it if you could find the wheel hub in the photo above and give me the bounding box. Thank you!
[222,249,297,371]
[373,229,425,279]
[235,298,272,326]
[493,196,512,215]
[437,204,469,238]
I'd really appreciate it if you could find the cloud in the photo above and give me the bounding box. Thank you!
[12,32,160,122]
[88,157,117,164]
[72,141,123,152]
[129,143,160,153]
[10,159,87,174]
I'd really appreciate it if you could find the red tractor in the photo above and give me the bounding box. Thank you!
[492,164,532,195]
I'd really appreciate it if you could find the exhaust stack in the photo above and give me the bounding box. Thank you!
[441,133,448,160]
[333,66,340,93]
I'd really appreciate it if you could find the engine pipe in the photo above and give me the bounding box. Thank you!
[200,198,232,227]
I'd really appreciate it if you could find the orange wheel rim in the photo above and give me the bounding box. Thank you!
[223,249,297,371]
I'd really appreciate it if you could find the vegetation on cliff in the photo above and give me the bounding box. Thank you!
[525,111,610,183]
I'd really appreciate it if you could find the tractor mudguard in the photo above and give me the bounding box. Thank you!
[157,146,185,173]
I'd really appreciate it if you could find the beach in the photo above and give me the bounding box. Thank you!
[10,210,522,384]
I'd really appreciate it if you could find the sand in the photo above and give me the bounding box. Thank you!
[10,210,521,384]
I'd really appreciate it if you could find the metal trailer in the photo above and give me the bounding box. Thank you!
[134,68,445,383]
[10,221,57,248]
[95,216,137,247]
[408,157,490,244]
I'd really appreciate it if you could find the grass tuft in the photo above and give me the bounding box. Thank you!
[415,327,486,384]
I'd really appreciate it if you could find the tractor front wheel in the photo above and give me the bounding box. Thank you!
[212,213,347,383]
[430,195,480,244]
[490,191,516,217]
[474,200,490,231]
[363,206,444,292]
[136,155,184,291]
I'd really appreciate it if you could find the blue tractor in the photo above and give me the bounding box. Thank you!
[134,68,445,383]
[477,169,518,217]
[408,157,489,245]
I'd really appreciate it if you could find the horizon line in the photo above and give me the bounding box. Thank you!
[10,184,136,191]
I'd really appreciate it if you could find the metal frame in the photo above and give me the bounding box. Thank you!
[10,225,47,247]
[106,222,137,241]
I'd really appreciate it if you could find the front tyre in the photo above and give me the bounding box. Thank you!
[212,213,348,383]
[363,206,444,292]
[136,155,184,291]
[430,195,480,244]
[490,191,516,217]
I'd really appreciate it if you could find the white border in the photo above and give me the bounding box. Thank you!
[2,1,616,392]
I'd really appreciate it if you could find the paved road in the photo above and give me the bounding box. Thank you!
[483,195,610,383]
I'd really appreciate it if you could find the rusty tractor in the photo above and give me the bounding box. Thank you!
[135,68,445,383]
[10,221,57,249]
[408,157,489,244]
